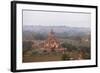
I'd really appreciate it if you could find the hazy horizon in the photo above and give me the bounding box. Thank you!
[23,10,91,28]
[23,25,91,29]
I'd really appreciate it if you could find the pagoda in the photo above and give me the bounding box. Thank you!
[43,29,61,52]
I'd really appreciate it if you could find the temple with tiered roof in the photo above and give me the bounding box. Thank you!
[43,30,64,52]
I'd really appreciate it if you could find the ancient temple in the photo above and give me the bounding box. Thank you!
[43,29,61,52]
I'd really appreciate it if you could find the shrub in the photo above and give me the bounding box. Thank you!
[61,53,70,60]
[61,43,77,51]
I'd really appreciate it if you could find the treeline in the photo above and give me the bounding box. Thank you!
[23,30,90,40]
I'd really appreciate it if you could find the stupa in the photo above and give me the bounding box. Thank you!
[43,29,61,52]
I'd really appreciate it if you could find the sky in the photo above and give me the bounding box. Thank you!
[23,10,91,28]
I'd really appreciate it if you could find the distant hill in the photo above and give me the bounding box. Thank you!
[23,25,90,40]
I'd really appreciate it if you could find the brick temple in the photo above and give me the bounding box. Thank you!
[42,29,65,52]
